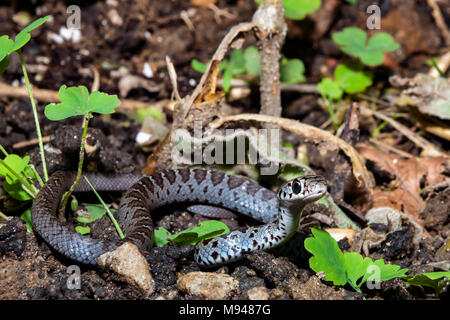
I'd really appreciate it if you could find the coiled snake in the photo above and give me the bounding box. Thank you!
[31,168,327,267]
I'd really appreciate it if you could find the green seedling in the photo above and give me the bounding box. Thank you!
[45,85,120,216]
[1,15,51,181]
[317,27,398,127]
[74,203,111,236]
[0,15,50,74]
[44,85,120,120]
[0,145,42,227]
[318,62,372,98]
[243,45,260,77]
[280,58,305,84]
[304,228,408,293]
[305,228,450,296]
[192,46,305,92]
[0,152,38,200]
[255,0,321,20]
[154,220,230,247]
[192,47,257,93]
[404,272,450,297]
[334,63,373,94]
[332,27,400,66]
[74,188,124,238]
[134,107,164,124]
[20,208,33,232]
[317,78,343,101]
[75,203,109,235]
[317,78,342,126]
[318,62,372,128]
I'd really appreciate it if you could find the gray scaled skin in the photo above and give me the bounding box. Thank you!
[31,169,327,267]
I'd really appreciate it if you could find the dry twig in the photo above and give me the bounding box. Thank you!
[361,105,448,158]
[427,0,450,46]
[0,82,169,113]
[252,0,287,118]
[208,113,375,196]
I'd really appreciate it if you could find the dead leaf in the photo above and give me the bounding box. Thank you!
[357,143,449,218]
[118,75,162,98]
[390,73,450,120]
[190,0,217,8]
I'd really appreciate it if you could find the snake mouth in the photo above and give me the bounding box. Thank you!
[277,175,327,203]
[302,186,327,202]
[303,176,327,202]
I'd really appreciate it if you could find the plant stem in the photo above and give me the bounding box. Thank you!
[0,158,36,198]
[0,143,40,193]
[371,115,400,139]
[0,144,8,157]
[0,210,9,221]
[252,0,287,119]
[430,58,446,78]
[59,114,90,216]
[29,164,44,187]
[324,99,336,126]
[17,50,48,182]
[83,176,125,239]
[316,194,360,231]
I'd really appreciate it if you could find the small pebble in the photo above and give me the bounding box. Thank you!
[247,286,269,300]
[177,271,239,300]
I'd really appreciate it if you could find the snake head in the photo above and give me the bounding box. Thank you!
[277,175,327,204]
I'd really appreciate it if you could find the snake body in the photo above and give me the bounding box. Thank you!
[31,168,326,267]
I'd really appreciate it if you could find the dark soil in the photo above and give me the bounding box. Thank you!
[0,0,449,300]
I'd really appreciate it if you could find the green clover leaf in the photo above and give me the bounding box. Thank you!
[0,35,14,62]
[75,203,109,224]
[334,63,373,94]
[280,58,306,84]
[283,0,321,20]
[0,16,50,75]
[154,220,230,247]
[154,227,172,247]
[332,27,400,66]
[0,35,14,75]
[10,15,51,53]
[255,0,321,20]
[191,59,208,73]
[45,85,120,120]
[88,90,121,115]
[317,77,343,101]
[75,225,91,235]
[244,46,260,77]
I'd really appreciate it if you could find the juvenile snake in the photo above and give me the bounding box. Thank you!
[31,168,327,267]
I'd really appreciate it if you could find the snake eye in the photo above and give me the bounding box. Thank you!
[292,181,302,194]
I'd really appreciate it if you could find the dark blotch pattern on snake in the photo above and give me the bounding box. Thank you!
[31,169,327,267]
